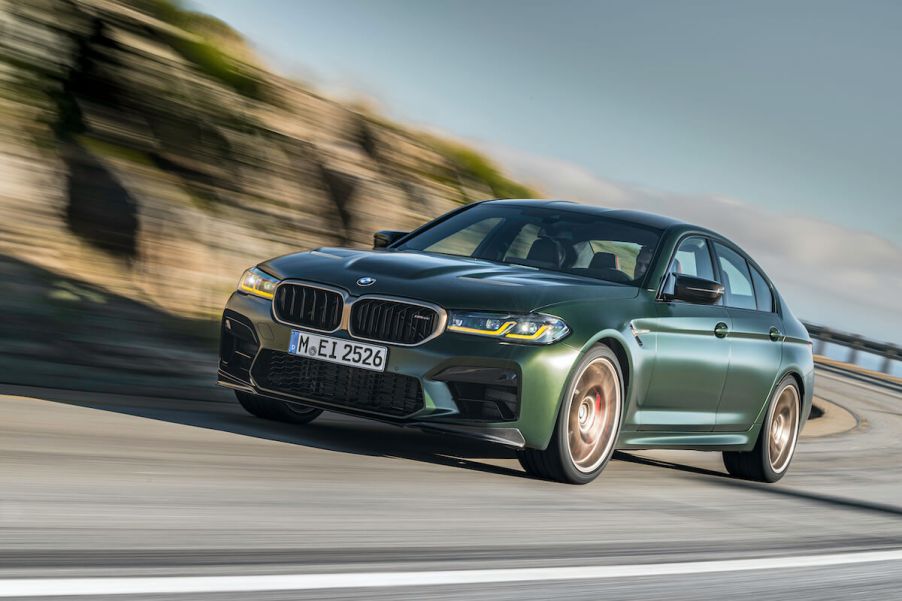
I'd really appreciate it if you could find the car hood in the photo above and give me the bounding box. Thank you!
[260,248,638,313]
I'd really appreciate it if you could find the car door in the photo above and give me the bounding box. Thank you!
[711,242,784,431]
[639,236,731,431]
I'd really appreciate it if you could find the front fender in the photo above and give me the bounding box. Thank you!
[542,295,655,435]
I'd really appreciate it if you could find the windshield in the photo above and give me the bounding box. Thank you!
[395,204,662,286]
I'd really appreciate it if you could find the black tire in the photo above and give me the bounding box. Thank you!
[723,375,801,483]
[517,345,624,484]
[234,391,323,425]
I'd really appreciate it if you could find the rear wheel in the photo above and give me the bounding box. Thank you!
[723,376,801,483]
[234,391,323,425]
[518,345,623,484]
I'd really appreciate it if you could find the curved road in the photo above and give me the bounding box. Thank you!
[1,369,901,599]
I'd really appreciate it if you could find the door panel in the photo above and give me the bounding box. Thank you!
[715,309,783,431]
[712,246,784,431]
[639,235,731,432]
[639,303,731,431]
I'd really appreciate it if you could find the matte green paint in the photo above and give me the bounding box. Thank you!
[221,202,814,452]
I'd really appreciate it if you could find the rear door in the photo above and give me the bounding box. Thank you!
[639,236,731,431]
[712,242,783,431]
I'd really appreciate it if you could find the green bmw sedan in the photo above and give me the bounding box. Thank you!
[218,200,814,484]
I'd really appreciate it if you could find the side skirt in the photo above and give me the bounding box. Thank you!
[616,426,761,452]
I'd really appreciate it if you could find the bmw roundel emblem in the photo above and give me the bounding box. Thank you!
[357,277,376,287]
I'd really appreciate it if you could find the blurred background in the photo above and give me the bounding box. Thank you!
[0,0,899,399]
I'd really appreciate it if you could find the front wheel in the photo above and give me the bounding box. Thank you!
[234,391,323,425]
[723,376,801,483]
[518,345,624,484]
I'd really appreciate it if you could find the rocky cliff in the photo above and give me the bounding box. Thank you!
[0,0,535,396]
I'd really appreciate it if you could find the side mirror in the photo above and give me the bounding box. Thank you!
[663,274,724,305]
[373,230,408,249]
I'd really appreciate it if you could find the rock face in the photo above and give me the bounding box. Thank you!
[0,0,530,318]
[0,0,534,396]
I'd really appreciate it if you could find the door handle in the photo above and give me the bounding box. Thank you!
[769,326,781,342]
[714,322,729,338]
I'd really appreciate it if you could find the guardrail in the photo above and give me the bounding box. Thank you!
[803,322,899,375]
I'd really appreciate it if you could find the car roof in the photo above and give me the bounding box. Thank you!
[482,199,708,233]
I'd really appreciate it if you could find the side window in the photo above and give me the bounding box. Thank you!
[750,265,774,312]
[670,236,715,280]
[713,243,756,310]
[424,217,501,256]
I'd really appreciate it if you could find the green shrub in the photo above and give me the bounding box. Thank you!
[126,0,264,100]
[168,36,263,100]
[434,141,537,199]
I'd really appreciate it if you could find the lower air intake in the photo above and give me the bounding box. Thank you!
[252,350,424,417]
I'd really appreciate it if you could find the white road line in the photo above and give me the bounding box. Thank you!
[2,549,901,597]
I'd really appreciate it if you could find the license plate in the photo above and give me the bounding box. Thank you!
[288,330,388,372]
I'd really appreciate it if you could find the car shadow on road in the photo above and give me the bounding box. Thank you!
[613,451,730,479]
[615,449,902,518]
[3,385,534,481]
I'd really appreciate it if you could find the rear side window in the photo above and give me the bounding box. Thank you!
[713,242,756,310]
[750,265,775,312]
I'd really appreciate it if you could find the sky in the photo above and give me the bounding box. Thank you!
[192,0,901,342]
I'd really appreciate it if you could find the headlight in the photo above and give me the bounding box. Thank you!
[447,311,570,344]
[237,267,280,299]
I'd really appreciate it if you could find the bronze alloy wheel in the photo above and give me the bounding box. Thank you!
[516,345,624,484]
[564,356,622,474]
[722,376,802,483]
[766,383,800,474]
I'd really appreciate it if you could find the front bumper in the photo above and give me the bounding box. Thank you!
[218,292,579,449]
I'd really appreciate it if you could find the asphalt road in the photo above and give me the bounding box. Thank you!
[1,368,901,599]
